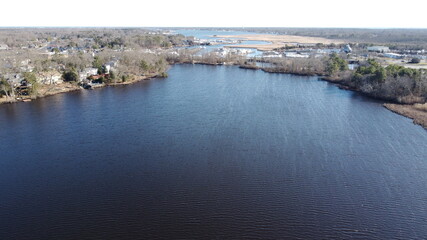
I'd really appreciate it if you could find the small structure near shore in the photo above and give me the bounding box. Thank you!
[343,44,352,53]
[383,53,405,59]
[367,46,390,53]
[0,44,9,50]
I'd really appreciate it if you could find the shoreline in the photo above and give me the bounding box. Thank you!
[239,64,427,130]
[0,73,162,105]
[383,103,427,129]
[1,62,425,130]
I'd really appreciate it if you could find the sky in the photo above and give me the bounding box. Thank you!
[1,0,427,28]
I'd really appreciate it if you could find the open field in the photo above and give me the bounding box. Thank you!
[239,28,427,48]
[225,43,291,51]
[217,34,345,51]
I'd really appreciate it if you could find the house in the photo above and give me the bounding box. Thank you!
[262,51,283,58]
[79,68,99,81]
[0,44,9,50]
[383,53,404,59]
[298,43,316,48]
[20,59,34,72]
[214,48,230,57]
[20,65,34,72]
[4,73,24,87]
[343,44,352,53]
[367,46,390,53]
[89,73,109,84]
[104,60,119,73]
[16,80,32,95]
[37,71,63,84]
[284,52,309,58]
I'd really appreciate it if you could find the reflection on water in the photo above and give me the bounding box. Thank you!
[0,65,426,239]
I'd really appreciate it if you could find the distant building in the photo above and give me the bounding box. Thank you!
[37,71,63,84]
[20,65,34,73]
[367,46,390,53]
[297,43,316,47]
[79,68,99,81]
[383,53,404,59]
[0,44,9,50]
[343,44,352,53]
[19,59,34,72]
[4,73,24,87]
[284,52,309,58]
[105,60,119,73]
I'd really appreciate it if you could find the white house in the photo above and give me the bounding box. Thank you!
[343,44,352,53]
[79,68,98,81]
[367,46,390,53]
[284,52,309,58]
[37,71,63,84]
[383,53,404,59]
[0,44,9,50]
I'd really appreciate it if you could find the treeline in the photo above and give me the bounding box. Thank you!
[165,49,246,65]
[0,28,191,100]
[58,50,169,85]
[199,27,427,49]
[346,59,427,103]
[117,51,168,80]
[261,57,327,76]
[236,53,427,104]
[0,28,192,50]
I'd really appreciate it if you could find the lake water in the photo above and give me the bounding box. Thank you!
[176,29,267,57]
[1,65,427,239]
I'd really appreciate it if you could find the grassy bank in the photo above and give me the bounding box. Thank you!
[384,103,427,129]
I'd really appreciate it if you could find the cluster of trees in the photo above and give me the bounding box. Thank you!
[326,53,349,75]
[0,72,38,99]
[129,35,185,49]
[62,70,78,82]
[264,57,327,75]
[0,28,192,50]
[258,53,427,104]
[0,77,13,99]
[115,51,168,80]
[348,59,427,103]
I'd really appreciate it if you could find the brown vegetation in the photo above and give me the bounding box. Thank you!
[0,28,183,104]
[37,82,80,97]
[218,34,344,51]
[261,57,327,76]
[238,28,427,49]
[384,103,427,129]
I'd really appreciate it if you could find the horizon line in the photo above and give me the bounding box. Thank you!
[1,26,427,30]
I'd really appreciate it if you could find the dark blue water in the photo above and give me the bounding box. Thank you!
[1,65,427,239]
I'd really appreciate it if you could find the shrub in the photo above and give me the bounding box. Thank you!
[62,70,78,82]
[410,58,421,64]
